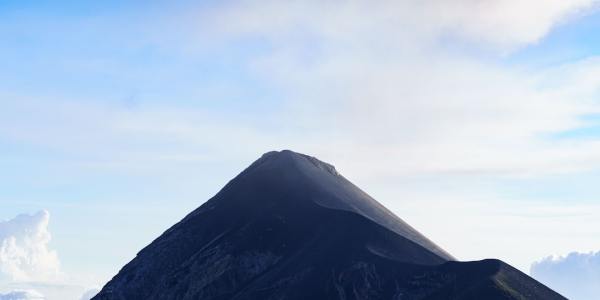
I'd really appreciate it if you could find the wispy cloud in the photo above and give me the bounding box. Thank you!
[5,1,600,180]
[201,1,600,179]
[210,0,599,50]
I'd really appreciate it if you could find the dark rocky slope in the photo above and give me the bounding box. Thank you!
[94,150,564,300]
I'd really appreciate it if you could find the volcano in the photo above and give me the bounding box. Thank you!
[94,150,564,300]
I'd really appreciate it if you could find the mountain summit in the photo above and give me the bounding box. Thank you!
[94,150,564,300]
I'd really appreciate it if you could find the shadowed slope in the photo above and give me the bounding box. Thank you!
[94,150,564,300]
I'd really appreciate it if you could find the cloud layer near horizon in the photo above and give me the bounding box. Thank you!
[531,251,600,300]
[0,290,45,300]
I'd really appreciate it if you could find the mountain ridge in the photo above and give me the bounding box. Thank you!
[93,150,565,300]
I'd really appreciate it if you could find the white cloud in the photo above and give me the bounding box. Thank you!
[4,55,600,180]
[78,289,99,300]
[0,211,61,282]
[0,290,45,300]
[0,211,106,299]
[531,251,600,300]
[191,1,600,180]
[210,0,599,50]
[1,283,101,300]
[434,0,597,48]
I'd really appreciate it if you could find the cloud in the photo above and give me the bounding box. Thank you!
[79,289,99,300]
[3,1,600,181]
[0,211,61,282]
[210,0,599,50]
[4,53,600,181]
[0,282,103,300]
[432,0,597,48]
[2,2,600,288]
[187,1,600,180]
[531,251,600,300]
[0,290,45,300]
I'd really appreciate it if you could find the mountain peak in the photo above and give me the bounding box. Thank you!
[93,151,565,300]
[251,150,339,176]
[238,150,453,261]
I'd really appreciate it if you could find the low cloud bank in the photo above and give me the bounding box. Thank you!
[79,289,99,300]
[0,210,61,282]
[531,251,600,300]
[0,290,45,300]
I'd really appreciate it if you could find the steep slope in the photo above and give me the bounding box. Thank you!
[94,150,564,300]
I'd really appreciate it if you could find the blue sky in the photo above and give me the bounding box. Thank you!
[508,9,600,67]
[2,1,600,299]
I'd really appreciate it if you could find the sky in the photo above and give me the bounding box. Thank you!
[1,1,600,299]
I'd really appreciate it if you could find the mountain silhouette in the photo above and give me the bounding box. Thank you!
[93,150,565,300]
